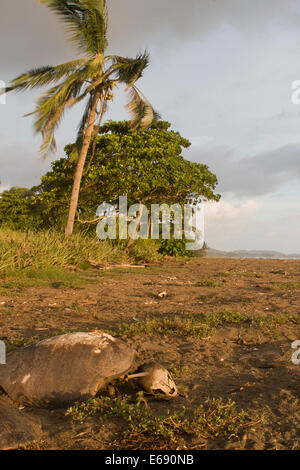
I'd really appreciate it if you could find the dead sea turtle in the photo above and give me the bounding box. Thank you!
[0,332,137,407]
[0,332,178,408]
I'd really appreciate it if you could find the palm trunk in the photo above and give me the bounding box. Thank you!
[85,94,106,175]
[65,94,100,236]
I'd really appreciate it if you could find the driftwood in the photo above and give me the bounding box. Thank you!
[88,261,145,270]
[64,262,146,271]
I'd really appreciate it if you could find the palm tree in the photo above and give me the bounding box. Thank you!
[3,0,158,235]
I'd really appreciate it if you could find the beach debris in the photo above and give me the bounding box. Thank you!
[157,291,167,298]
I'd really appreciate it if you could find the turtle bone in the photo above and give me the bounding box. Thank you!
[136,363,178,398]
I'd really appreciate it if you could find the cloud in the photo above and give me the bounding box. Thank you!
[205,199,263,226]
[2,0,300,75]
[107,0,300,53]
[0,1,73,76]
[188,143,300,197]
[204,198,264,249]
[204,196,300,253]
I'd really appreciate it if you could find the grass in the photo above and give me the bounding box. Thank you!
[241,272,263,278]
[0,228,131,273]
[129,239,163,263]
[113,317,216,339]
[250,313,300,336]
[113,310,248,339]
[260,282,300,291]
[66,394,250,450]
[195,280,224,287]
[112,310,300,339]
[5,336,41,352]
[168,365,191,377]
[203,310,248,326]
[0,229,197,285]
[0,227,170,289]
[0,268,94,291]
[4,310,298,352]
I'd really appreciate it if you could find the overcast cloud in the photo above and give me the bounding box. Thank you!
[188,143,300,197]
[2,0,300,71]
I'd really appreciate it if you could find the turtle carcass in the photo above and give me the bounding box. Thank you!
[0,332,136,407]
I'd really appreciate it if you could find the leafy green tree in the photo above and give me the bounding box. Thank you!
[0,188,39,231]
[2,0,157,236]
[30,120,220,233]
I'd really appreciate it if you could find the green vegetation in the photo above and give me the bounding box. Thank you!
[66,394,250,449]
[261,282,300,291]
[195,280,224,287]
[0,121,219,237]
[1,227,194,276]
[0,188,38,231]
[158,238,194,258]
[3,310,298,354]
[0,228,130,273]
[127,239,162,263]
[0,268,93,291]
[251,313,300,337]
[114,317,215,339]
[205,310,248,326]
[5,337,41,352]
[241,272,263,278]
[168,365,191,377]
[112,310,300,339]
[0,120,219,262]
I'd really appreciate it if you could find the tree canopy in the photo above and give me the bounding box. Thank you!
[21,120,220,231]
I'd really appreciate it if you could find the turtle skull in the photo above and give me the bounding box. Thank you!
[137,363,178,398]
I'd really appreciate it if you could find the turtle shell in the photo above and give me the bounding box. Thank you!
[0,332,136,407]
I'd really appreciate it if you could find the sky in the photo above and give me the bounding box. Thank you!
[1,0,300,253]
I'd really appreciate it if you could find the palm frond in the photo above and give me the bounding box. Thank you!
[109,51,150,88]
[18,54,108,157]
[39,0,108,55]
[80,0,108,54]
[126,85,160,130]
[7,58,88,92]
[28,77,88,157]
[8,3,157,157]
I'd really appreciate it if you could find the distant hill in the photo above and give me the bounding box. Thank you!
[205,247,300,259]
